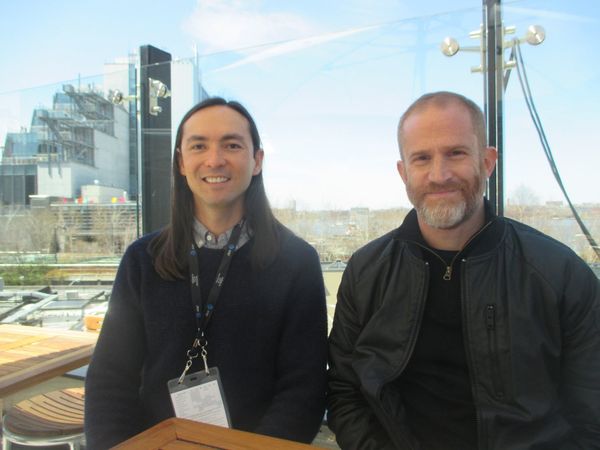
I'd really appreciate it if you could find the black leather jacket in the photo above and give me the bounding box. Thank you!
[327,209,600,450]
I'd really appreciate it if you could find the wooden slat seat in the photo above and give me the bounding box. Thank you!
[2,387,85,449]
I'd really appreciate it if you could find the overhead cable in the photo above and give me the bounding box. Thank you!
[513,40,600,260]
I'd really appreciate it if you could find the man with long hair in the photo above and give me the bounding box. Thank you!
[85,98,327,448]
[327,91,600,449]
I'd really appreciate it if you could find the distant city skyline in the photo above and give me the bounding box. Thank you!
[1,0,598,210]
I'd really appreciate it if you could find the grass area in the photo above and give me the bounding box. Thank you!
[1,265,66,285]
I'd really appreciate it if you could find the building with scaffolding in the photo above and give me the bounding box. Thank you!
[0,84,129,206]
[1,49,207,213]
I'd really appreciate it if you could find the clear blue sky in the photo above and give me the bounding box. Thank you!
[1,0,598,209]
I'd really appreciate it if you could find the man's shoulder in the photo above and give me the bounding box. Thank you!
[503,217,576,257]
[501,217,596,280]
[347,209,417,268]
[126,230,159,251]
[120,231,161,264]
[349,228,401,269]
[278,225,319,259]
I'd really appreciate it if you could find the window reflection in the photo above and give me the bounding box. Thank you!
[0,0,598,297]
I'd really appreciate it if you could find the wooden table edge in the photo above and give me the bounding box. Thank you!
[115,418,328,450]
[0,345,94,398]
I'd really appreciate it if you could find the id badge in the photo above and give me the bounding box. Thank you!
[167,367,231,428]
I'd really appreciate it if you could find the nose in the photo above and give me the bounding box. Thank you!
[428,156,452,184]
[204,147,226,168]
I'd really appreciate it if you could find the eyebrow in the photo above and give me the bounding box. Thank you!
[184,133,246,144]
[184,135,207,144]
[408,144,470,156]
[220,133,246,142]
[407,149,429,159]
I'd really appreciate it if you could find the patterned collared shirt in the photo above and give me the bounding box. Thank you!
[192,218,251,250]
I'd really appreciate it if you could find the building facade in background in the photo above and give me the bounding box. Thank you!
[0,86,128,206]
[0,47,208,255]
[0,48,207,208]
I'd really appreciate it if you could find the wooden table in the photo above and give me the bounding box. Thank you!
[0,324,97,398]
[115,417,327,450]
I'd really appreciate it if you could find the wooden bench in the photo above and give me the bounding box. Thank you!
[2,387,85,449]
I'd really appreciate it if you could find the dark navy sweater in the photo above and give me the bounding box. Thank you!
[85,228,328,449]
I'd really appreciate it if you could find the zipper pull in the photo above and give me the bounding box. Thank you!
[486,304,496,330]
[443,266,452,281]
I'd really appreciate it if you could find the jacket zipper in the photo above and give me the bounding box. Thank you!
[381,220,494,448]
[485,304,505,399]
[412,220,494,281]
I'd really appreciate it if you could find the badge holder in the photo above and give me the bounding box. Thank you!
[167,338,231,428]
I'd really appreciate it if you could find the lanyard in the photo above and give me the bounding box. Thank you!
[189,220,244,334]
[179,220,243,383]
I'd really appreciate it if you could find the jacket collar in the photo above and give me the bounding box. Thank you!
[395,198,505,257]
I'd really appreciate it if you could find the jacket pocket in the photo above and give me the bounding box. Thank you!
[485,304,505,400]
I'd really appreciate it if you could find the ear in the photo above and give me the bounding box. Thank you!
[177,149,186,176]
[397,159,408,185]
[482,146,497,177]
[253,149,264,176]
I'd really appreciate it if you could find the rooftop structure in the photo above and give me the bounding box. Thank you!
[1,85,129,206]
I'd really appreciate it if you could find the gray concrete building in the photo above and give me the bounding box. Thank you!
[1,86,129,206]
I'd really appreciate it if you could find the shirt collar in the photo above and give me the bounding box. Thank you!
[193,218,251,250]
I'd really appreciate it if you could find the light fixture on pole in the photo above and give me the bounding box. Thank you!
[148,78,171,116]
[109,90,136,105]
[440,24,545,74]
[439,8,545,217]
[109,77,171,117]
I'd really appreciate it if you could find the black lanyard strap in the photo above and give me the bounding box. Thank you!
[188,220,244,336]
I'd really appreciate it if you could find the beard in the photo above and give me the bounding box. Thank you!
[406,164,487,230]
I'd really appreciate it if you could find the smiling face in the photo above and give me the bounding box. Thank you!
[397,101,496,230]
[177,105,264,223]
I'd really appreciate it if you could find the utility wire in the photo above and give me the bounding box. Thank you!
[513,40,600,260]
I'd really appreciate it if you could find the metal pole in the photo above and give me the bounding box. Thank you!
[139,45,172,235]
[483,0,504,216]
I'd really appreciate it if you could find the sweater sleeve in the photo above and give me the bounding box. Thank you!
[327,260,397,450]
[253,242,328,443]
[84,242,148,449]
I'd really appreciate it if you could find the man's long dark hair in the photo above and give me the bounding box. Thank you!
[149,97,281,280]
